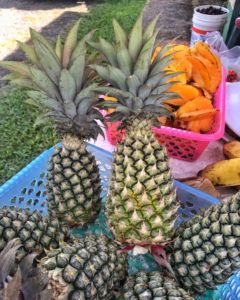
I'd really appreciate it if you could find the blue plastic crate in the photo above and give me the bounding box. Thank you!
[0,143,227,299]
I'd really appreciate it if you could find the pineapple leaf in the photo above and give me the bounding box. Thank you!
[33,38,61,85]
[126,74,141,96]
[17,41,39,65]
[30,28,59,62]
[59,69,77,118]
[143,14,160,43]
[107,65,127,90]
[1,73,20,81]
[112,19,128,47]
[138,84,152,99]
[10,78,39,90]
[55,34,63,61]
[151,44,173,67]
[77,96,98,116]
[90,65,118,88]
[30,67,61,100]
[62,19,80,68]
[116,44,133,76]
[149,53,174,77]
[70,30,95,64]
[0,61,31,78]
[99,38,118,67]
[75,83,98,106]
[27,90,63,112]
[69,53,85,92]
[128,12,143,61]
[5,268,22,300]
[93,86,133,103]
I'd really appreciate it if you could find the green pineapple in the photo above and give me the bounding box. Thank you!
[0,21,105,227]
[40,234,128,300]
[122,271,194,300]
[90,13,179,245]
[169,191,240,295]
[0,206,70,261]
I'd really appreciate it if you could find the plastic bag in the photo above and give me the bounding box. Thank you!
[205,31,240,78]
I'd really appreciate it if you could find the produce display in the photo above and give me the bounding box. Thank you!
[0,12,238,300]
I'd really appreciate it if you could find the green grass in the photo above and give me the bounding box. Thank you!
[0,0,146,185]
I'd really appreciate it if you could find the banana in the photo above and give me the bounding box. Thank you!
[62,19,80,68]
[200,158,240,186]
[112,19,128,47]
[224,141,240,159]
[128,12,143,61]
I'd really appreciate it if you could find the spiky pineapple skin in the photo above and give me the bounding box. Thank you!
[106,118,178,245]
[123,271,194,300]
[41,234,128,300]
[0,206,70,260]
[170,192,240,295]
[47,135,101,226]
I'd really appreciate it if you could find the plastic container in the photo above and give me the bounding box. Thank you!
[105,68,226,162]
[0,144,232,299]
[191,5,229,46]
[220,271,240,300]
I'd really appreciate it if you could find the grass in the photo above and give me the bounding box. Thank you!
[0,0,146,185]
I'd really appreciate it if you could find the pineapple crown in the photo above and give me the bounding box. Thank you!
[89,13,181,125]
[0,20,105,140]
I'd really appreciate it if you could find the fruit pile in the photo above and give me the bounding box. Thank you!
[0,13,237,300]
[152,42,222,133]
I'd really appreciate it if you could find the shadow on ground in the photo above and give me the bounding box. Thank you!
[0,0,82,10]
[0,11,86,86]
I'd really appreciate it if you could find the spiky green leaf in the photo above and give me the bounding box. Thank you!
[126,74,141,96]
[99,38,118,67]
[59,69,77,103]
[32,39,61,84]
[138,84,152,99]
[71,30,95,63]
[10,78,39,90]
[128,12,143,61]
[75,83,98,106]
[27,90,62,112]
[0,61,30,77]
[55,35,63,61]
[113,19,128,47]
[62,19,80,67]
[30,67,60,100]
[143,14,160,43]
[69,54,85,92]
[116,44,133,76]
[17,41,38,64]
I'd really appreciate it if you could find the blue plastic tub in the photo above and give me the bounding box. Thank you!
[0,143,234,300]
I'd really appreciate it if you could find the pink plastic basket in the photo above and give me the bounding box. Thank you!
[105,68,226,162]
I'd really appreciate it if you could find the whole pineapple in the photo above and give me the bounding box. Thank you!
[0,206,70,261]
[40,234,128,300]
[0,21,105,227]
[169,191,240,295]
[90,14,179,245]
[122,271,194,300]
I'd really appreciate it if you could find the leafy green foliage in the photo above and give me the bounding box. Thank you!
[0,0,146,184]
[0,89,58,185]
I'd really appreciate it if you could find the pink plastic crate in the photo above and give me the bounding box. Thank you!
[105,68,226,162]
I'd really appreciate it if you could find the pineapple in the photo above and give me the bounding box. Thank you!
[0,239,52,299]
[0,21,105,227]
[40,234,128,299]
[0,206,70,261]
[169,191,240,295]
[122,271,194,300]
[90,14,179,245]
